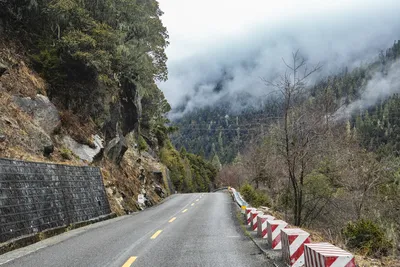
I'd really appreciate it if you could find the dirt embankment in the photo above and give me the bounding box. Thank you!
[0,39,170,216]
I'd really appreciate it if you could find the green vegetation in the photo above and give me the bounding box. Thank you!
[354,94,400,157]
[137,136,148,152]
[1,0,171,146]
[160,141,217,192]
[240,183,271,208]
[171,97,281,164]
[343,219,393,257]
[60,147,73,160]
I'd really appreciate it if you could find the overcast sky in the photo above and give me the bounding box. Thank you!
[158,0,400,118]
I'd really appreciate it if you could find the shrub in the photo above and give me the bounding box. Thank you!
[138,136,148,152]
[253,192,271,207]
[240,183,271,207]
[60,147,73,160]
[240,183,257,204]
[342,219,393,257]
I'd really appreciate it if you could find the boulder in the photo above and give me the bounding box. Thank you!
[104,134,128,165]
[62,134,104,163]
[13,94,61,135]
[23,122,54,154]
[0,114,53,154]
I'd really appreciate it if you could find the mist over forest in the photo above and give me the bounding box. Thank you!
[160,1,400,119]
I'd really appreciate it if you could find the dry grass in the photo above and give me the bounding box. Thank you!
[59,110,96,148]
[0,39,49,161]
[0,40,46,97]
[0,90,84,165]
[355,255,400,267]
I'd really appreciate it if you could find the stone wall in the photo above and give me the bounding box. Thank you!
[0,158,111,243]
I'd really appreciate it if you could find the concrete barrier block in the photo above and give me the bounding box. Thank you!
[250,210,263,232]
[304,243,356,267]
[267,220,288,250]
[281,228,311,267]
[257,214,275,238]
[245,208,256,226]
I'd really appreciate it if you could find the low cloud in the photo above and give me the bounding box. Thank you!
[335,60,400,120]
[159,1,400,119]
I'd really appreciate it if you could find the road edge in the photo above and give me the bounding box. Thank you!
[0,213,117,255]
[0,194,177,256]
[230,195,283,267]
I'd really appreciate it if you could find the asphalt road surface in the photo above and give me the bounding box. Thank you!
[0,192,272,267]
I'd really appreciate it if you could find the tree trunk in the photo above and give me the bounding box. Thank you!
[295,186,303,226]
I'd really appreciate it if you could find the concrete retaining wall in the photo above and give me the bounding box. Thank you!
[0,158,111,243]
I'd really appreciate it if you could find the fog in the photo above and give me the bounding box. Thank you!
[334,60,400,120]
[158,0,400,119]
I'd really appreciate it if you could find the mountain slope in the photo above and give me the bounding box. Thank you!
[0,1,216,216]
[172,40,400,163]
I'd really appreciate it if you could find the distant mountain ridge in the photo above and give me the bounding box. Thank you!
[171,40,400,163]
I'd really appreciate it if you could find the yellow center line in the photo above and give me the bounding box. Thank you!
[150,230,163,239]
[168,217,176,223]
[182,209,188,213]
[122,256,137,267]
[191,203,195,206]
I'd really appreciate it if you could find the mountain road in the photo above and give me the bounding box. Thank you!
[0,192,271,267]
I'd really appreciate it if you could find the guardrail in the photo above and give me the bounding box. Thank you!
[228,187,249,208]
[228,187,356,267]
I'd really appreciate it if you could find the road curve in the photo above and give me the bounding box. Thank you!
[0,192,270,267]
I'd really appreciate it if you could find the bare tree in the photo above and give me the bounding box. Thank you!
[263,50,323,226]
[242,144,268,189]
[216,164,246,188]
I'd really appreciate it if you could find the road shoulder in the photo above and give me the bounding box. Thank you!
[0,194,178,265]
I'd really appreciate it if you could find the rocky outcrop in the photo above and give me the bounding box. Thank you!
[104,134,128,165]
[62,134,103,163]
[0,113,53,156]
[13,94,61,135]
[22,120,53,155]
[120,83,142,136]
[103,83,141,143]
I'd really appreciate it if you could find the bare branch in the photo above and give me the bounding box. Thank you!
[282,57,294,71]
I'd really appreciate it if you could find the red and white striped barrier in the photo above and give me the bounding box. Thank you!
[267,220,288,249]
[281,228,311,267]
[257,214,275,238]
[250,210,263,231]
[245,208,256,226]
[304,243,356,267]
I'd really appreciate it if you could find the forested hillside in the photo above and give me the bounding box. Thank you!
[172,41,400,163]
[171,95,282,164]
[0,0,216,206]
[173,41,400,259]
